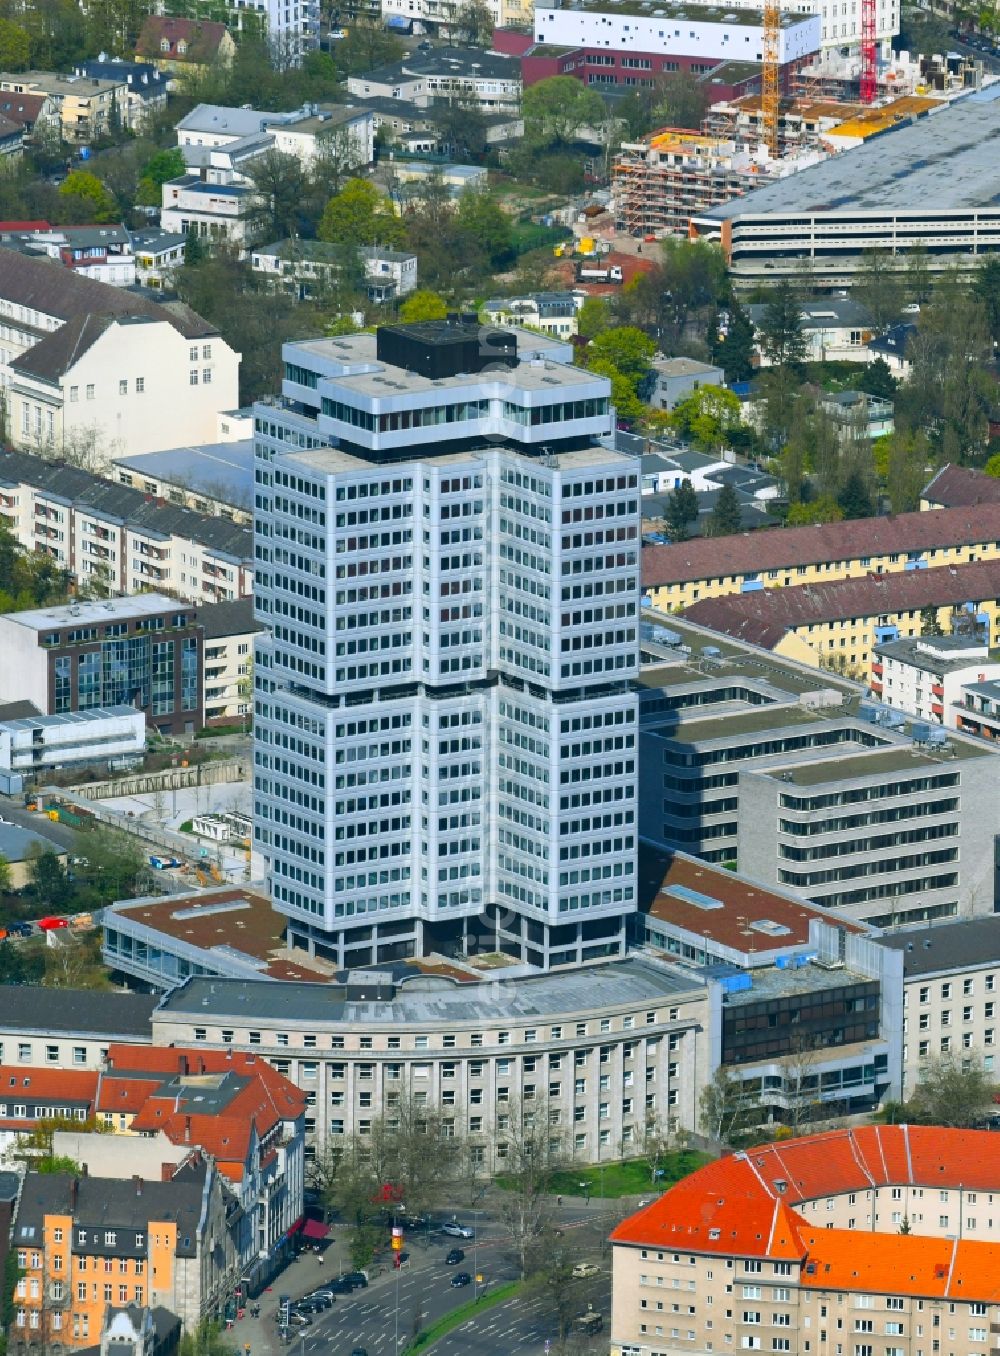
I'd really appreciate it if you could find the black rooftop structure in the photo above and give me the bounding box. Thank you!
[376,317,517,380]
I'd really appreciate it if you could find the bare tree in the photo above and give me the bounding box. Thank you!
[494,1098,566,1280]
[637,1107,674,1186]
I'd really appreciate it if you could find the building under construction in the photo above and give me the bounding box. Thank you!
[612,129,772,238]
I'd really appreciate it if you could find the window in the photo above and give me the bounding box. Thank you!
[69,386,79,403]
[136,377,145,394]
[190,371,199,385]
[86,384,95,400]
[203,368,212,385]
[119,379,128,395]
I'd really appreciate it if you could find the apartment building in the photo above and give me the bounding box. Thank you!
[641,503,1000,614]
[0,706,146,787]
[0,989,154,1072]
[650,358,726,412]
[610,1125,1000,1356]
[9,1159,237,1349]
[150,960,710,1166]
[0,250,239,462]
[73,59,167,129]
[878,916,1000,1099]
[200,598,261,725]
[668,0,897,60]
[0,448,253,602]
[253,320,637,970]
[0,72,128,144]
[135,18,237,75]
[0,224,136,286]
[922,464,1000,512]
[250,240,417,303]
[747,296,875,365]
[693,100,1000,289]
[871,634,1000,726]
[0,597,203,737]
[683,558,1000,676]
[346,49,522,112]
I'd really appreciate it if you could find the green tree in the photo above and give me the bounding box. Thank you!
[882,428,930,514]
[178,1320,237,1356]
[972,256,1000,347]
[905,244,933,306]
[854,247,903,332]
[710,302,755,383]
[907,1054,996,1128]
[786,496,843,525]
[318,177,404,248]
[135,147,186,207]
[577,296,611,341]
[857,356,897,401]
[26,847,72,909]
[0,940,45,986]
[79,827,144,900]
[837,468,874,520]
[652,69,709,131]
[399,289,448,322]
[707,481,743,537]
[919,604,944,637]
[334,17,404,76]
[0,17,30,69]
[455,188,512,269]
[451,0,494,44]
[984,452,1000,478]
[587,325,655,385]
[0,854,10,895]
[664,480,699,542]
[57,171,119,224]
[522,76,607,148]
[759,280,806,369]
[587,357,645,426]
[671,385,742,452]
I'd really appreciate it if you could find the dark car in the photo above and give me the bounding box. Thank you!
[450,1271,472,1287]
[345,1272,369,1289]
[417,38,431,49]
[445,1249,465,1265]
[302,1292,334,1308]
[293,1299,326,1315]
[327,1276,354,1294]
[351,1349,370,1356]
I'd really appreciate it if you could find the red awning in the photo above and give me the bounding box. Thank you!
[301,1218,329,1241]
[285,1216,305,1239]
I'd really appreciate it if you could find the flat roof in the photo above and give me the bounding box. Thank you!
[875,634,998,675]
[0,822,66,863]
[2,593,177,632]
[114,440,253,509]
[722,961,874,1005]
[768,740,988,786]
[154,956,706,1026]
[702,98,1000,220]
[0,705,140,733]
[877,916,1000,977]
[535,0,812,26]
[638,844,866,950]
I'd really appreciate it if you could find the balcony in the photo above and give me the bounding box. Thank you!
[932,682,944,697]
[871,662,883,676]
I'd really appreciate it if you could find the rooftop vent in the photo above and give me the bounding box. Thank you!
[664,884,724,911]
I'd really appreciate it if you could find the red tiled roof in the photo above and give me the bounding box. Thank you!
[682,558,1000,646]
[0,1067,97,1104]
[136,16,230,62]
[642,503,1000,588]
[0,221,50,233]
[923,465,1000,510]
[613,1127,1000,1298]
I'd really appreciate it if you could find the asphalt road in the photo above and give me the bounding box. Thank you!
[242,1206,621,1356]
[0,801,80,854]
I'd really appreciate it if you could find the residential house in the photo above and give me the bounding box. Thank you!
[868,319,917,375]
[173,101,373,175]
[0,448,253,601]
[135,19,237,77]
[641,501,1000,612]
[748,296,875,365]
[73,59,168,129]
[353,93,522,148]
[199,598,261,724]
[0,250,240,461]
[0,73,130,144]
[128,230,186,290]
[0,114,23,158]
[482,292,579,338]
[819,388,894,442]
[250,239,416,301]
[0,224,136,286]
[159,174,255,251]
[267,103,374,169]
[0,93,52,138]
[921,463,1000,511]
[649,356,725,411]
[346,48,522,112]
[9,1159,238,1348]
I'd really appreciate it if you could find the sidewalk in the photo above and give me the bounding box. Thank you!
[227,1238,352,1356]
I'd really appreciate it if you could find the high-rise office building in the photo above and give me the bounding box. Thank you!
[252,319,641,969]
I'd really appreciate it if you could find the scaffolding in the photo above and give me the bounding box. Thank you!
[859,0,877,102]
[762,0,781,156]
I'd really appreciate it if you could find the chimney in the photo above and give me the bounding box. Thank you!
[184,1116,191,1143]
[178,1055,188,1076]
[133,1175,143,1196]
[70,1177,79,1211]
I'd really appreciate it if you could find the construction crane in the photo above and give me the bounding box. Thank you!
[859,0,877,103]
[761,0,781,158]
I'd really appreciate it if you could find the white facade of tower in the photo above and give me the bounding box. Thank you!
[252,326,640,968]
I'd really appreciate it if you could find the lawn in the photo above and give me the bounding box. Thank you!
[404,1280,521,1352]
[546,1149,712,1199]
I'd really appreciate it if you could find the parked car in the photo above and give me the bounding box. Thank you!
[574,1311,603,1334]
[572,1262,600,1280]
[450,1271,472,1287]
[327,1276,354,1294]
[286,1311,311,1328]
[442,1222,474,1239]
[302,1292,333,1308]
[445,1249,465,1265]
[351,1349,370,1356]
[344,1272,369,1289]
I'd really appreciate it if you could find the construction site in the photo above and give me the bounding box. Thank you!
[613,45,985,238]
